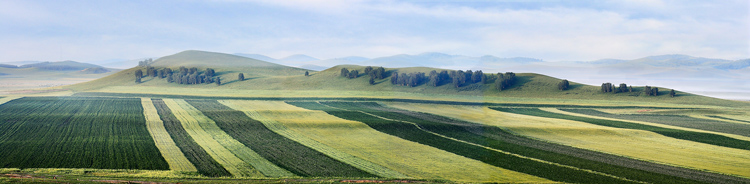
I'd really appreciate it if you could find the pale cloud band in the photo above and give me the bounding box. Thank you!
[0,0,747,62]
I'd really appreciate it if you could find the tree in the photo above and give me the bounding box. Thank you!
[305,71,309,76]
[651,87,659,96]
[428,70,439,86]
[348,70,359,79]
[629,86,633,92]
[670,89,676,97]
[558,79,570,90]
[135,69,143,83]
[216,77,221,85]
[340,68,349,77]
[391,72,399,84]
[472,70,483,83]
[644,86,652,96]
[238,73,245,81]
[369,77,375,85]
[364,66,373,74]
[373,67,386,79]
[619,83,628,93]
[205,68,215,77]
[601,83,613,93]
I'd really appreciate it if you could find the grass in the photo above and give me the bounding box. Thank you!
[295,101,677,184]
[387,103,750,180]
[183,99,373,178]
[216,100,406,179]
[565,109,750,137]
[222,100,552,183]
[0,97,168,170]
[140,98,198,172]
[151,99,231,177]
[162,99,263,177]
[493,107,750,151]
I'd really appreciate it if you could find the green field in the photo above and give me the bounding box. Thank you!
[219,100,551,183]
[151,99,232,177]
[184,99,374,178]
[141,98,197,172]
[0,97,168,170]
[385,103,750,180]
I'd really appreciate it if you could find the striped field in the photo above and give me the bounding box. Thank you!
[162,99,262,177]
[384,103,750,178]
[224,100,553,183]
[141,98,197,172]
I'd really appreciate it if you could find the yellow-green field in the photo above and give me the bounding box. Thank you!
[141,98,197,172]
[220,100,554,183]
[384,102,750,178]
[162,99,262,177]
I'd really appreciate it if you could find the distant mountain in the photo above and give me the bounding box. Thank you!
[714,59,750,70]
[0,61,45,66]
[18,61,103,71]
[359,52,542,71]
[279,54,319,63]
[233,53,278,62]
[77,67,110,74]
[0,64,18,68]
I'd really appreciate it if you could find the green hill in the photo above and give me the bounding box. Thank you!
[63,50,748,108]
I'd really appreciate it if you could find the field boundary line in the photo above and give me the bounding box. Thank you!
[690,115,750,126]
[219,100,409,178]
[319,102,646,184]
[163,99,260,177]
[141,98,198,172]
[542,108,750,142]
[0,96,22,106]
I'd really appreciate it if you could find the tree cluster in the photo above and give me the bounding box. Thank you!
[494,72,516,91]
[391,71,427,87]
[366,66,386,80]
[135,66,221,85]
[644,86,659,96]
[137,59,153,67]
[340,68,360,79]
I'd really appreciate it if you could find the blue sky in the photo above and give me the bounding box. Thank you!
[1,0,748,62]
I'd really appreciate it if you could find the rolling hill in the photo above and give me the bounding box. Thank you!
[61,50,748,108]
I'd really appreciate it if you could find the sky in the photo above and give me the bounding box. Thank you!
[1,0,748,63]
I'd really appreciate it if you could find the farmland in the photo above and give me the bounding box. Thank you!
[162,99,263,177]
[141,98,197,172]
[384,102,750,180]
[0,97,168,170]
[492,107,750,151]
[220,100,549,183]
[184,99,373,177]
[292,101,716,184]
[562,108,750,137]
[151,99,232,177]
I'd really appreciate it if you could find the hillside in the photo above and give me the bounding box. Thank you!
[62,51,748,108]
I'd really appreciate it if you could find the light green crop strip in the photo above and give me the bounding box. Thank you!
[219,100,409,178]
[140,98,198,172]
[163,99,260,177]
[167,99,293,177]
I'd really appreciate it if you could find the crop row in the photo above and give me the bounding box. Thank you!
[292,101,687,184]
[707,115,750,124]
[151,99,232,177]
[162,99,261,177]
[217,100,406,178]
[564,109,750,137]
[0,97,168,170]
[185,99,374,177]
[494,108,750,151]
[141,98,197,172]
